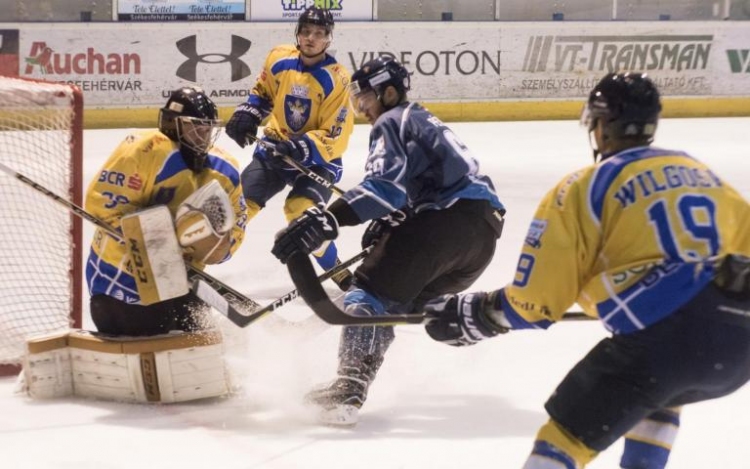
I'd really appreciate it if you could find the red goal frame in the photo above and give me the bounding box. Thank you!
[0,76,83,376]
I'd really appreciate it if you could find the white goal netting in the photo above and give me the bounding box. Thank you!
[0,76,82,368]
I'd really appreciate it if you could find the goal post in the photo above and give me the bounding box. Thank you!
[0,76,83,375]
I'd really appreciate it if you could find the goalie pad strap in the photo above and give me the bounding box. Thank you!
[121,205,188,305]
[22,330,231,403]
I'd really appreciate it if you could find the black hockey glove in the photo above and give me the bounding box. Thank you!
[361,209,410,249]
[225,103,262,148]
[424,291,508,347]
[273,138,312,164]
[272,207,339,263]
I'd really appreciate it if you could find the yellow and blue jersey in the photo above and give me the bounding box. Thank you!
[85,129,247,304]
[246,44,353,182]
[498,146,750,334]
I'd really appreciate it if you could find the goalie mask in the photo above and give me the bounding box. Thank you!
[580,72,661,161]
[159,87,221,171]
[348,57,411,119]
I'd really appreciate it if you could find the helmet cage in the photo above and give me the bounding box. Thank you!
[175,115,221,158]
[158,87,220,168]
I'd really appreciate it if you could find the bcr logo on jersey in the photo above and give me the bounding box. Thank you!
[98,170,126,186]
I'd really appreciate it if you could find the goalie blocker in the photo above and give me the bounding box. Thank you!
[21,329,232,403]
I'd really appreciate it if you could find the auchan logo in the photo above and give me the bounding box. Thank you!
[24,41,141,75]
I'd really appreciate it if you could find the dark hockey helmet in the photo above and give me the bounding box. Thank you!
[159,87,220,171]
[581,72,661,145]
[349,56,411,113]
[295,6,334,36]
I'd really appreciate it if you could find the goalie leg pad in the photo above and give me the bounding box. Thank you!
[21,332,74,399]
[121,205,188,305]
[22,330,232,403]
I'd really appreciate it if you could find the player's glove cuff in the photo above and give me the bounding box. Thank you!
[424,291,509,347]
[225,103,263,148]
[272,207,339,264]
[361,209,410,249]
[273,138,312,164]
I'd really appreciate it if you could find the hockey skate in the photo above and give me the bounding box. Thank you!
[304,373,368,427]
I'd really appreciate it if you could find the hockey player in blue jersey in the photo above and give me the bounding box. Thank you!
[424,72,750,468]
[272,57,506,426]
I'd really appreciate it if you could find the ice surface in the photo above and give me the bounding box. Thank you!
[1,117,748,469]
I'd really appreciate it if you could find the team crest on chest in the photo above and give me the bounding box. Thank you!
[285,95,311,132]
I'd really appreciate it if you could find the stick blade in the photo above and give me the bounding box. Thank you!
[286,252,429,326]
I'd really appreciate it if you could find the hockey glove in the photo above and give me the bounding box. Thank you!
[424,291,508,347]
[273,138,312,164]
[361,209,410,249]
[225,103,262,148]
[272,207,339,263]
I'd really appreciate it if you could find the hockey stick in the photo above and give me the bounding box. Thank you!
[195,245,372,328]
[0,161,260,314]
[287,251,430,326]
[286,251,596,326]
[250,138,347,196]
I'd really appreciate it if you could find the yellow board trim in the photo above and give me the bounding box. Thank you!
[82,97,750,129]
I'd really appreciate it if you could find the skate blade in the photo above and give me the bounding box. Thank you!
[316,404,359,427]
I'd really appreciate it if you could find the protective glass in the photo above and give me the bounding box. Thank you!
[177,116,221,156]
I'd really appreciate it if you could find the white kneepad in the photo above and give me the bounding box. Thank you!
[22,330,232,403]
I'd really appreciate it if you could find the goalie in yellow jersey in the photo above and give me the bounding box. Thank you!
[424,73,750,469]
[85,87,247,337]
[224,6,355,291]
[20,87,247,404]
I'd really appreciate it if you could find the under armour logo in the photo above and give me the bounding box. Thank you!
[176,35,251,82]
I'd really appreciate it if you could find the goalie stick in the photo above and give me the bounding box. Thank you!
[194,245,372,328]
[0,161,260,314]
[286,251,594,326]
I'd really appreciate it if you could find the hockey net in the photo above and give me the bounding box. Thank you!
[0,76,83,375]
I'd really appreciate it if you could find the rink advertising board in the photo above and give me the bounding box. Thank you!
[3,21,748,124]
[0,29,19,76]
[250,0,373,21]
[118,0,245,21]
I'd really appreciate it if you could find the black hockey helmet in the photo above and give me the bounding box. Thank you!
[159,87,220,171]
[581,72,661,147]
[349,56,411,113]
[296,6,334,36]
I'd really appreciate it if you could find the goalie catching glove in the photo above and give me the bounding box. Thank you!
[424,291,510,346]
[175,180,235,265]
[272,207,338,263]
